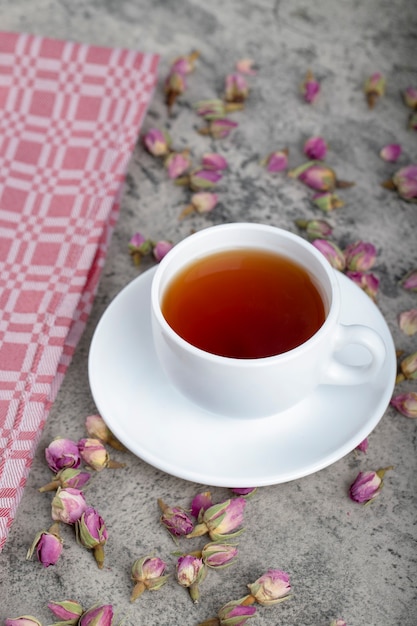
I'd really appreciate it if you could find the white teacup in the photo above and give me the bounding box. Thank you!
[151,223,386,418]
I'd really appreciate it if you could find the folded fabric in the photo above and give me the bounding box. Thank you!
[0,31,159,551]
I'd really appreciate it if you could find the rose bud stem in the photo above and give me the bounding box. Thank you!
[131,581,146,602]
[335,179,355,188]
[94,544,105,569]
[106,459,126,469]
[178,204,195,220]
[189,582,200,604]
[39,479,61,493]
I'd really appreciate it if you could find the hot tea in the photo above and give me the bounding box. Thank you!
[161,248,325,359]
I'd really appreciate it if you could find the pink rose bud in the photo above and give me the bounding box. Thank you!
[176,555,206,603]
[230,487,257,497]
[346,271,379,300]
[85,414,125,451]
[201,153,228,171]
[303,136,328,160]
[201,542,238,569]
[78,605,114,626]
[301,69,320,104]
[158,498,194,537]
[26,526,63,567]
[236,58,257,75]
[39,467,91,492]
[349,467,393,504]
[295,218,333,240]
[289,161,337,191]
[263,149,288,173]
[191,191,219,214]
[330,620,347,626]
[51,487,88,524]
[312,239,346,271]
[191,491,213,518]
[78,437,108,471]
[312,191,345,212]
[153,240,174,262]
[202,118,239,139]
[379,143,402,162]
[364,72,386,108]
[188,169,222,191]
[344,241,377,271]
[164,69,187,111]
[392,164,417,200]
[194,98,227,120]
[224,73,249,103]
[128,232,153,266]
[403,86,417,109]
[143,128,171,157]
[400,351,417,380]
[170,50,200,75]
[76,507,108,569]
[401,269,417,292]
[5,618,42,626]
[247,569,292,605]
[217,600,257,624]
[131,556,170,601]
[165,150,192,179]
[45,437,81,473]
[356,438,369,454]
[390,392,417,418]
[48,600,83,623]
[398,308,417,335]
[187,497,246,541]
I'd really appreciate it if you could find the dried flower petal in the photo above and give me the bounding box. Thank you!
[236,58,257,75]
[391,392,417,418]
[379,144,402,162]
[364,72,386,108]
[158,498,194,538]
[262,150,288,173]
[143,128,171,157]
[78,605,113,626]
[391,164,417,201]
[225,73,249,103]
[202,153,228,171]
[303,136,327,160]
[344,241,377,271]
[312,239,346,271]
[400,269,417,292]
[246,569,292,606]
[187,497,246,541]
[131,556,170,601]
[45,437,81,473]
[27,526,63,567]
[398,308,417,335]
[191,491,213,518]
[295,218,333,240]
[51,487,88,525]
[346,271,379,300]
[47,600,83,624]
[403,86,417,109]
[153,240,174,261]
[301,69,320,104]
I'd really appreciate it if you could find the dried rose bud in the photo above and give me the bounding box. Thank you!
[27,525,63,567]
[143,128,171,157]
[191,191,219,214]
[303,136,327,160]
[230,487,257,497]
[216,600,257,625]
[262,149,289,173]
[85,414,125,451]
[400,351,417,379]
[246,569,291,606]
[153,240,174,262]
[398,308,417,335]
[330,620,347,626]
[194,99,228,120]
[312,239,346,271]
[236,58,257,75]
[301,69,320,104]
[128,232,153,266]
[202,153,228,171]
[165,150,192,179]
[346,271,379,300]
[187,497,246,541]
[131,556,170,601]
[188,169,222,191]
[199,118,239,139]
[403,86,417,109]
[170,50,200,75]
[392,164,417,200]
[224,73,249,103]
[344,241,377,271]
[349,467,393,504]
[364,72,386,108]
[379,144,402,162]
[79,605,113,626]
[5,618,42,626]
[48,600,84,624]
[164,69,187,111]
[76,507,108,569]
[356,438,369,454]
[391,392,417,418]
[45,437,81,473]
[401,269,417,292]
[158,498,194,538]
[295,218,333,240]
[39,467,91,492]
[176,555,206,603]
[201,542,238,569]
[191,491,213,518]
[51,487,88,524]
[289,161,339,192]
[312,191,345,212]
[78,437,125,471]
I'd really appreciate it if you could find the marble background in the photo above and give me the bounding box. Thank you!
[1,1,416,625]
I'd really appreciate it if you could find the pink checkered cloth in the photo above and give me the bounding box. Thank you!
[0,31,159,551]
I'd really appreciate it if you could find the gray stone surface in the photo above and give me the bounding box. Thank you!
[1,1,416,625]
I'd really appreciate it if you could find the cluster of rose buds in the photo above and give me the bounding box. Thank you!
[27,416,125,569]
[128,230,174,266]
[5,601,115,626]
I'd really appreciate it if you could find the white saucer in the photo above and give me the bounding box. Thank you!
[88,267,396,487]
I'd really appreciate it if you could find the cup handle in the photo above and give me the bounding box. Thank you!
[321,324,386,386]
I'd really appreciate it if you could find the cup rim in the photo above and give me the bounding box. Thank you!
[151,222,340,367]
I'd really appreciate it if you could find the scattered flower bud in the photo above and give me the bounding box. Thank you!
[215,600,257,625]
[289,161,345,192]
[398,308,417,335]
[400,351,417,380]
[128,232,153,266]
[236,58,257,75]
[131,555,170,601]
[5,618,42,626]
[349,466,393,503]
[176,555,206,603]
[295,218,333,240]
[312,191,345,212]
[170,50,200,75]
[27,524,63,567]
[356,438,369,454]
[158,498,194,538]
[39,467,91,493]
[230,487,257,497]
[45,437,81,473]
[408,110,417,131]
[201,542,238,569]
[165,150,192,179]
[76,507,108,569]
[188,168,222,191]
[85,414,125,451]
[245,569,292,606]
[344,241,377,271]
[401,269,417,292]
[346,271,379,300]
[390,392,417,418]
[51,487,88,524]
[78,605,114,626]
[191,491,213,518]
[403,86,417,109]
[303,136,327,160]
[312,239,346,271]
[202,153,228,171]
[301,69,320,104]
[164,69,187,112]
[390,164,417,201]
[330,620,347,626]
[179,191,219,219]
[261,149,289,173]
[187,497,246,541]
[364,72,386,108]
[194,99,229,120]
[198,118,239,139]
[224,73,249,103]
[153,240,174,261]
[48,600,83,624]
[78,437,125,471]
[379,144,402,162]
[143,128,171,157]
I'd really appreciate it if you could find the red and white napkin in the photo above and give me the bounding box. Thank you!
[0,31,159,551]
